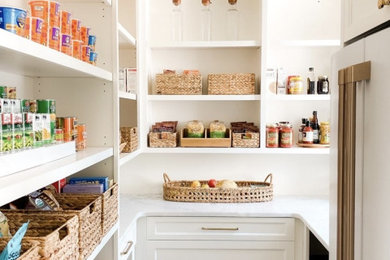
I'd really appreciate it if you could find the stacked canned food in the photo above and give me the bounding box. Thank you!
[0,86,87,153]
[0,0,98,65]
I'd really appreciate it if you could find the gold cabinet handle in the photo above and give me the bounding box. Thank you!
[201,227,239,231]
[120,241,133,255]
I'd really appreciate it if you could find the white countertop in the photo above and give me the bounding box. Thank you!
[119,194,329,250]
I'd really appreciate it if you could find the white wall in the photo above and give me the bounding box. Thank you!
[120,153,330,196]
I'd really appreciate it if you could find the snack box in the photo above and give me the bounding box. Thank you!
[63,183,104,194]
[68,176,108,192]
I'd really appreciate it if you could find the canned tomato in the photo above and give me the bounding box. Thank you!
[55,128,63,143]
[61,33,71,55]
[88,35,96,51]
[266,124,279,148]
[0,7,27,36]
[71,18,81,40]
[26,16,43,43]
[72,40,82,60]
[60,10,71,34]
[63,117,72,142]
[49,26,60,50]
[76,123,86,151]
[37,99,56,114]
[29,100,38,113]
[80,26,90,45]
[81,45,90,62]
[89,51,97,66]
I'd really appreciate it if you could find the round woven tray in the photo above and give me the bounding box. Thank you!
[163,173,273,203]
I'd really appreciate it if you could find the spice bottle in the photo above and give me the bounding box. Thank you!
[303,121,314,144]
[311,111,320,144]
[298,118,307,144]
[307,67,315,94]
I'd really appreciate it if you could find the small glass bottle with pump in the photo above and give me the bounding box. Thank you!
[307,67,316,94]
[172,0,183,41]
[201,0,212,41]
[227,0,239,40]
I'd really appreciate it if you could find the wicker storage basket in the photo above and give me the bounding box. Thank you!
[0,240,40,260]
[101,183,119,235]
[232,132,260,148]
[208,73,255,95]
[120,127,138,153]
[149,132,177,148]
[54,194,102,260]
[2,212,79,260]
[155,74,202,95]
[163,173,273,203]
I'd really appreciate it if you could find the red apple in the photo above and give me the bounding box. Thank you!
[208,179,217,188]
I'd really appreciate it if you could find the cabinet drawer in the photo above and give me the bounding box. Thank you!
[147,217,294,241]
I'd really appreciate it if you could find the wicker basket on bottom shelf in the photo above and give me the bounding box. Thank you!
[2,212,79,260]
[120,127,138,153]
[0,240,41,260]
[101,183,119,235]
[163,173,273,203]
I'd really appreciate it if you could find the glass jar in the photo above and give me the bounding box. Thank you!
[201,0,212,41]
[287,76,304,94]
[279,123,293,148]
[172,0,183,41]
[187,120,204,138]
[320,121,330,144]
[209,120,226,138]
[317,76,329,94]
[226,0,239,40]
[266,124,279,148]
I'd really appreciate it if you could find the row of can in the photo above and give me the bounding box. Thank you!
[0,98,55,114]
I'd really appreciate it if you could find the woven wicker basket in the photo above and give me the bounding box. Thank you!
[54,194,102,260]
[232,132,260,148]
[2,212,79,260]
[0,240,41,260]
[155,74,202,95]
[101,183,119,235]
[149,132,177,148]
[120,127,138,153]
[208,73,256,95]
[163,173,273,203]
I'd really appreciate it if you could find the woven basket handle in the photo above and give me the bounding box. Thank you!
[163,173,171,183]
[264,173,273,184]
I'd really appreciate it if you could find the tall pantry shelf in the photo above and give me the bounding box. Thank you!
[118,23,136,47]
[64,0,112,6]
[0,30,113,81]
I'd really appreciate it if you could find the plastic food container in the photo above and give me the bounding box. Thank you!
[81,45,90,62]
[61,10,71,34]
[71,18,81,40]
[49,26,60,50]
[187,120,204,138]
[60,33,71,55]
[72,40,82,60]
[0,7,27,36]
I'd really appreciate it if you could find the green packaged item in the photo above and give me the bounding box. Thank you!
[37,99,56,114]
[12,113,23,151]
[33,114,43,147]
[0,99,11,114]
[0,221,29,260]
[23,113,34,149]
[1,114,12,153]
[10,100,21,114]
[0,87,6,99]
[21,100,30,113]
[41,114,51,145]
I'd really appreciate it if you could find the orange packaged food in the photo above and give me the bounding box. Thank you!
[24,17,43,43]
[72,40,82,60]
[49,26,60,50]
[29,0,60,26]
[49,1,60,27]
[61,33,72,55]
[63,117,72,142]
[71,18,81,40]
[76,123,87,151]
[80,26,90,45]
[81,45,90,62]
[60,10,71,34]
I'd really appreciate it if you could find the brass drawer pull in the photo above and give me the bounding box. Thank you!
[201,227,239,231]
[120,241,133,255]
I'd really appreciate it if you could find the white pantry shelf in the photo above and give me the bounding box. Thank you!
[119,91,137,100]
[281,40,341,47]
[0,30,112,81]
[143,147,329,155]
[150,41,261,49]
[0,147,113,206]
[118,23,136,47]
[148,95,261,101]
[120,149,141,166]
[268,94,330,101]
[64,0,111,6]
[86,223,119,260]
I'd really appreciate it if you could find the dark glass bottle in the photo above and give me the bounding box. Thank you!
[311,111,320,144]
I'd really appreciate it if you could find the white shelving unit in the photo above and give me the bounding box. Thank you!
[64,0,112,5]
[148,95,261,101]
[119,150,141,166]
[119,91,137,100]
[86,223,119,260]
[280,40,341,47]
[0,30,112,81]
[118,22,136,47]
[267,94,330,101]
[150,41,261,49]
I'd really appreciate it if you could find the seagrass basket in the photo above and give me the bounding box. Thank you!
[0,240,40,260]
[155,74,202,95]
[120,127,138,153]
[232,132,260,148]
[208,73,255,95]
[163,173,273,203]
[149,132,177,148]
[101,183,119,235]
[2,212,79,260]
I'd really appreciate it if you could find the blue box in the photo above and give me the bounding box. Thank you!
[68,177,108,192]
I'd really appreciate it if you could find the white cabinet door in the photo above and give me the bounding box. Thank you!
[145,241,294,260]
[343,0,390,42]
